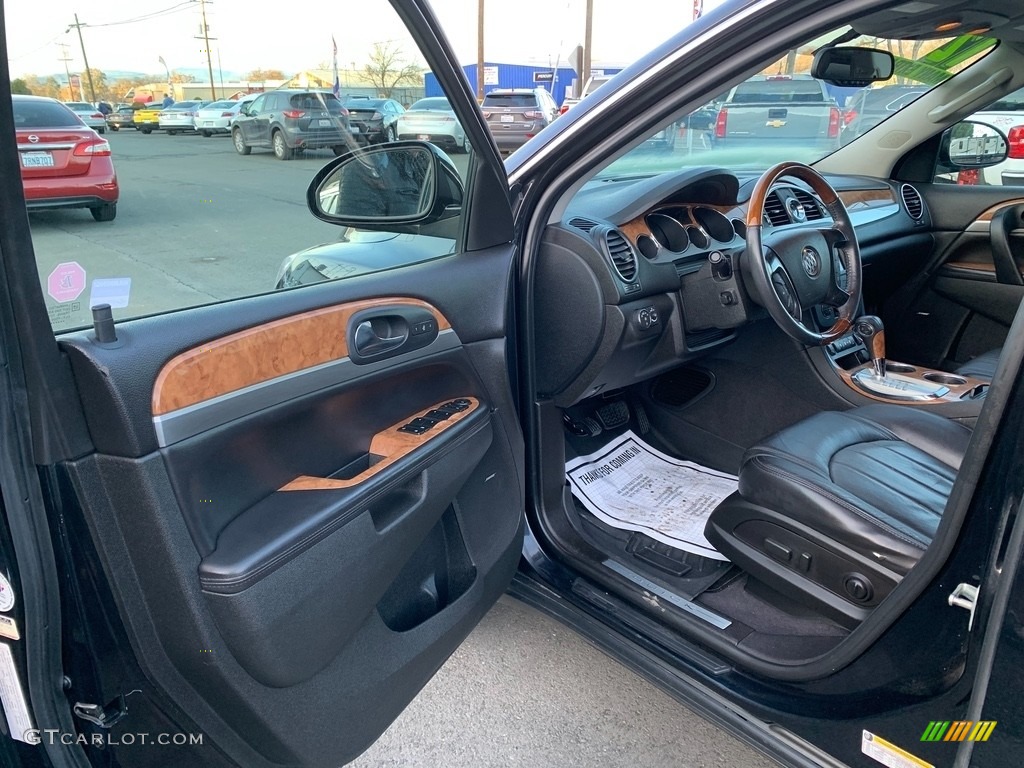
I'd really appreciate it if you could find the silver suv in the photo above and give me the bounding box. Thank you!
[481,87,559,153]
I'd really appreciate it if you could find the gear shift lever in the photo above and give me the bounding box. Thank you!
[853,315,886,378]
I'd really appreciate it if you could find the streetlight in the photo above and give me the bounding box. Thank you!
[158,56,171,99]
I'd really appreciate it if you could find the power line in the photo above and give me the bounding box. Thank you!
[81,2,197,28]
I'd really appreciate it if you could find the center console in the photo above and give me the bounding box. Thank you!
[825,315,989,405]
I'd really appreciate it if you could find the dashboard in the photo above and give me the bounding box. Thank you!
[532,167,931,407]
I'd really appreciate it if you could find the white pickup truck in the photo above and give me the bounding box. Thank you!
[558,75,613,115]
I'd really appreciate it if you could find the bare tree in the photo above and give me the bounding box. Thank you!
[362,41,423,97]
[246,69,287,82]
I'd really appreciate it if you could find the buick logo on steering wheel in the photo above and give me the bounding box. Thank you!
[801,246,821,278]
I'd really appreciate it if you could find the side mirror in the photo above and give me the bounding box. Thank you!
[306,142,464,229]
[942,120,1009,168]
[811,47,894,87]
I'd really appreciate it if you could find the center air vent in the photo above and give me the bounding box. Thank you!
[900,184,924,220]
[793,189,825,220]
[605,229,638,282]
[568,217,599,232]
[763,191,790,227]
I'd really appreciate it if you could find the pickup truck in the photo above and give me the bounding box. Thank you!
[133,103,164,134]
[558,75,612,115]
[712,74,841,153]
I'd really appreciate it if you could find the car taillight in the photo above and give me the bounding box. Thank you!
[827,107,840,138]
[714,109,727,139]
[282,110,305,119]
[559,104,570,115]
[524,110,543,119]
[843,109,857,126]
[482,111,492,119]
[957,169,980,185]
[221,111,234,117]
[74,139,111,156]
[1007,125,1024,159]
[372,111,382,119]
[90,112,104,119]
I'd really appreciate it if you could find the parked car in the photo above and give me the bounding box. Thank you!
[105,105,135,131]
[481,87,559,153]
[133,102,162,133]
[8,2,1024,768]
[193,96,258,137]
[159,101,208,135]
[62,101,106,133]
[342,97,405,144]
[972,87,1024,185]
[841,84,928,143]
[395,96,467,153]
[13,95,117,221]
[713,74,841,154]
[230,89,354,160]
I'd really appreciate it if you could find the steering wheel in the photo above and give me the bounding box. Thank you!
[744,161,862,345]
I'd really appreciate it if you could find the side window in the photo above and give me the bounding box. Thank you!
[953,88,1024,186]
[17,1,487,330]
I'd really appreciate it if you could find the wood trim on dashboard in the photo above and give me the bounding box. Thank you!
[151,298,452,416]
[280,397,480,490]
[838,189,895,208]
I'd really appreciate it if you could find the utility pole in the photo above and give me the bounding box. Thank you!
[57,43,74,101]
[476,0,484,102]
[68,14,97,104]
[196,0,218,100]
[582,0,593,97]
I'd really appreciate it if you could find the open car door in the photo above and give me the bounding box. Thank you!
[0,1,523,766]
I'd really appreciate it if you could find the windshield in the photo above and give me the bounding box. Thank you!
[599,29,994,178]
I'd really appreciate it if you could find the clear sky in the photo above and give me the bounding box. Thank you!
[4,0,726,80]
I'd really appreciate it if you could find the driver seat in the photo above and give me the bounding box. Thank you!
[704,404,973,627]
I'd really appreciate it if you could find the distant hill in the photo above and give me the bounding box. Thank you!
[25,67,256,83]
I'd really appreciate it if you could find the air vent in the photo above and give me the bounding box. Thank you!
[793,189,825,221]
[900,184,923,220]
[605,230,637,282]
[568,217,599,232]
[763,191,790,227]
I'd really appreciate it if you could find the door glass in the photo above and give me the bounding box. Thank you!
[7,1,478,332]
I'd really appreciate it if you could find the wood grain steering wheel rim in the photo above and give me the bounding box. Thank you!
[745,161,862,346]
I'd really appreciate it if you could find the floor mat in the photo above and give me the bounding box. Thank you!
[565,429,737,561]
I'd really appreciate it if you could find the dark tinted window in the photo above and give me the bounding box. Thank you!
[729,79,826,103]
[289,93,345,110]
[409,98,451,110]
[13,100,82,128]
[987,88,1024,111]
[482,93,538,108]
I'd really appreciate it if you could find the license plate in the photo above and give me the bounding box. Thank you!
[500,114,514,123]
[350,126,360,134]
[204,121,213,126]
[319,119,333,127]
[418,134,430,140]
[21,151,54,168]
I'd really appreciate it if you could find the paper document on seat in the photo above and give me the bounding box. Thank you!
[566,430,736,560]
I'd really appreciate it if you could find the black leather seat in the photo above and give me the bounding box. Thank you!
[956,348,1002,380]
[705,404,973,626]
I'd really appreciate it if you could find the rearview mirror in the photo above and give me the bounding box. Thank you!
[307,142,463,229]
[943,120,1009,168]
[811,47,895,87]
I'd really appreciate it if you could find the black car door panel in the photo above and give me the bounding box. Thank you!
[53,245,525,765]
[886,188,1024,367]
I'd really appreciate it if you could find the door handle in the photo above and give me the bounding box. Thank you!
[353,318,408,357]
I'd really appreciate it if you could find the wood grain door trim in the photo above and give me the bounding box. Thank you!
[152,298,451,416]
[280,397,480,490]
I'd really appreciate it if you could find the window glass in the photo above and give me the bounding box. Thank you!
[8,1,477,331]
[948,87,1024,186]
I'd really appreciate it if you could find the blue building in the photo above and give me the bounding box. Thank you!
[424,62,623,107]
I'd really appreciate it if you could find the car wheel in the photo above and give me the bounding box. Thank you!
[90,203,116,222]
[142,128,152,134]
[383,124,396,143]
[232,128,251,155]
[168,130,178,136]
[110,125,119,132]
[98,127,106,134]
[272,130,293,160]
[201,130,212,137]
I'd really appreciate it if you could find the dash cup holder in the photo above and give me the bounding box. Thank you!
[885,362,917,374]
[923,372,967,386]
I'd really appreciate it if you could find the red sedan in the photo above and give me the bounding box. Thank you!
[13,95,118,222]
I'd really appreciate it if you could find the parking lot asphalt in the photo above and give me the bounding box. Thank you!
[27,128,778,768]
